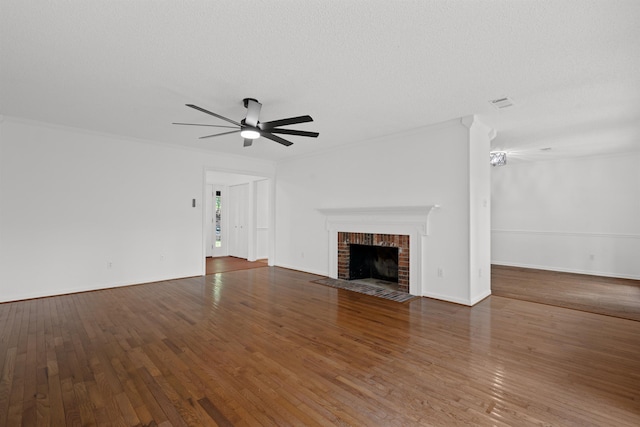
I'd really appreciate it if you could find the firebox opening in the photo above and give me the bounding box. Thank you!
[349,244,399,284]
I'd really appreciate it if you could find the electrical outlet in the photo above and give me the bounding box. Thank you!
[107,261,113,269]
[437,267,444,277]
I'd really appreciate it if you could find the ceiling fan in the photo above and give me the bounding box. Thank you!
[173,98,319,147]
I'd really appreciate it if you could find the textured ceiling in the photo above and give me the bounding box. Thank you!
[2,0,639,163]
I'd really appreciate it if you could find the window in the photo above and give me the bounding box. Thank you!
[215,190,222,247]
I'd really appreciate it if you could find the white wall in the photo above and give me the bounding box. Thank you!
[0,118,274,302]
[255,179,269,260]
[205,183,215,256]
[275,116,492,305]
[491,151,640,279]
[468,118,492,302]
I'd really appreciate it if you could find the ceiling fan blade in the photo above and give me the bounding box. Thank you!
[243,138,253,147]
[172,122,239,129]
[244,99,262,127]
[269,128,319,138]
[261,132,293,147]
[186,104,242,127]
[199,129,242,139]
[258,115,313,130]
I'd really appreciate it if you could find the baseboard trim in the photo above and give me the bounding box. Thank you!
[491,261,640,281]
[274,263,328,278]
[491,229,640,239]
[470,289,492,305]
[421,291,476,307]
[0,273,200,304]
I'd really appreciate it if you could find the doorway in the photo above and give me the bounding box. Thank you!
[204,170,272,265]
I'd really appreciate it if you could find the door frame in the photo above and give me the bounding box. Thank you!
[206,184,229,258]
[201,166,275,275]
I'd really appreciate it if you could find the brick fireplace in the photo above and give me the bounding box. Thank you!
[318,205,439,296]
[337,232,410,292]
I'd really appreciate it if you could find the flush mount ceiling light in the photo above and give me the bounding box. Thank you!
[490,151,507,166]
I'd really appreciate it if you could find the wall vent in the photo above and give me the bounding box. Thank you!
[489,97,515,109]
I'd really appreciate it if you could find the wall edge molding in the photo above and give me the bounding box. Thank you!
[491,229,640,239]
[422,291,473,306]
[491,261,640,281]
[2,114,277,166]
[470,289,492,305]
[274,263,328,278]
[0,273,200,303]
[276,116,465,165]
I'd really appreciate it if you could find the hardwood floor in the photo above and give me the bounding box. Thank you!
[492,265,640,321]
[205,257,268,275]
[1,267,639,426]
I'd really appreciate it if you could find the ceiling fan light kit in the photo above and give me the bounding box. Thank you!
[173,98,319,148]
[240,129,260,139]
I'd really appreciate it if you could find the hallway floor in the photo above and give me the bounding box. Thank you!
[205,256,268,275]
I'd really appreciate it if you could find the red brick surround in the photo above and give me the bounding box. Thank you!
[337,232,410,293]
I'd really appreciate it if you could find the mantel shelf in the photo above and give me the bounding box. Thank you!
[318,205,440,237]
[317,205,440,217]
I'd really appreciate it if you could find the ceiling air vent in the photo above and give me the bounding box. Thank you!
[489,97,515,109]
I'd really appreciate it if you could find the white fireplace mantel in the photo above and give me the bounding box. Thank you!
[317,205,440,296]
[317,205,440,236]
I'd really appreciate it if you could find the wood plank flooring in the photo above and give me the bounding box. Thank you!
[492,265,640,321]
[1,267,639,426]
[205,257,268,275]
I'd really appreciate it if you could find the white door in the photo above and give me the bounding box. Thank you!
[229,183,249,259]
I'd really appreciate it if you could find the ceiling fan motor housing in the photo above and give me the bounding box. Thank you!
[243,98,259,108]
